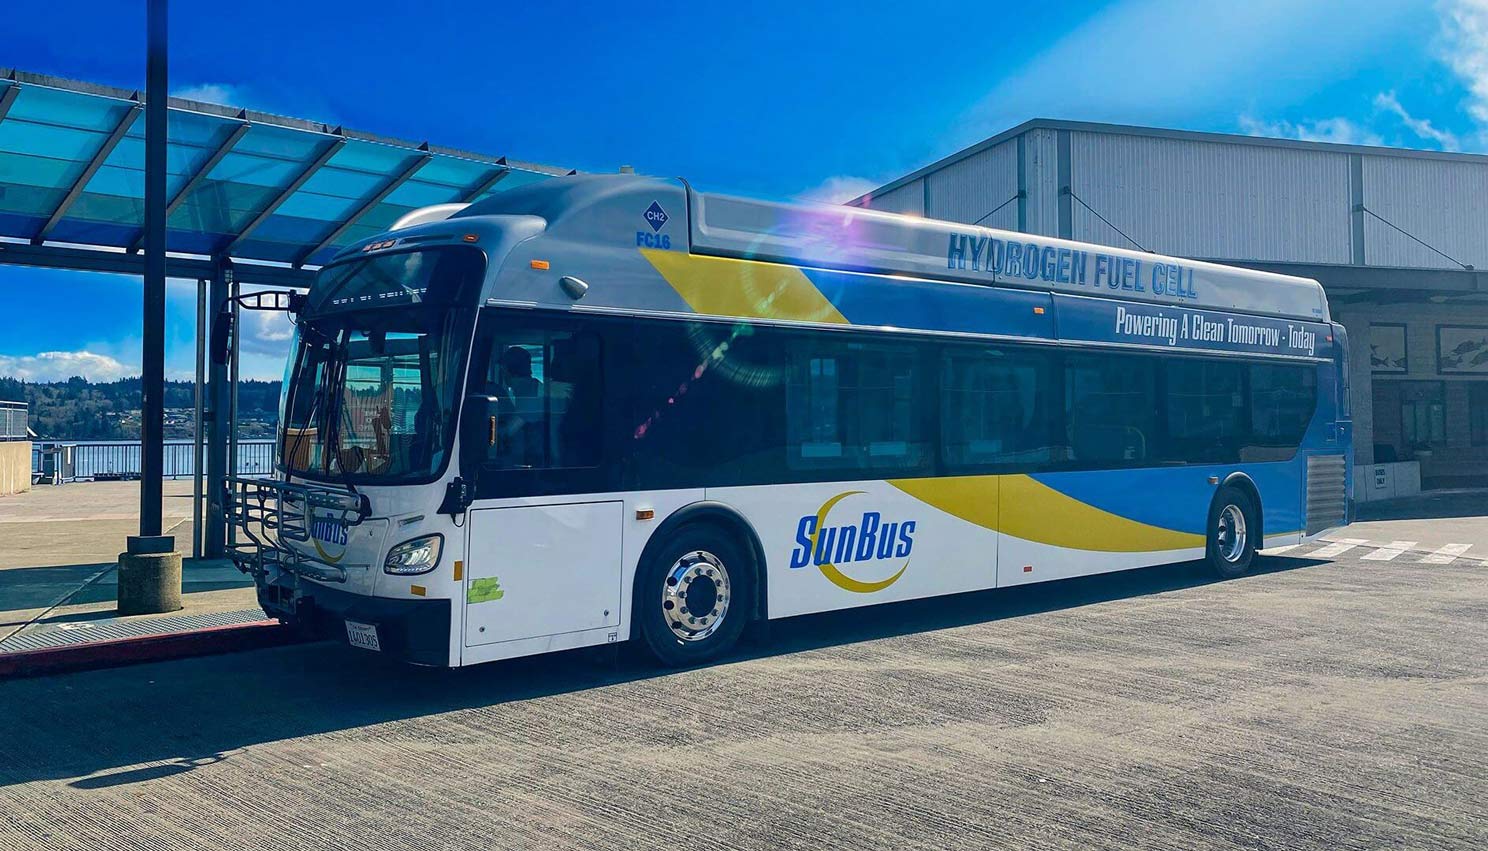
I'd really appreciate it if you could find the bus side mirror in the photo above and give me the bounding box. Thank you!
[461,395,502,458]
[210,310,235,366]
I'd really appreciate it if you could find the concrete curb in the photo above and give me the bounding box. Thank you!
[0,620,305,678]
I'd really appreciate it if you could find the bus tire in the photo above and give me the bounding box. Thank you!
[635,525,753,667]
[1207,485,1258,579]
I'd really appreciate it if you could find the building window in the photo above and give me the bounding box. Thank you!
[1399,381,1446,449]
[1472,384,1488,446]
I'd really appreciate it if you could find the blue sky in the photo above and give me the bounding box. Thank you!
[2,0,1486,380]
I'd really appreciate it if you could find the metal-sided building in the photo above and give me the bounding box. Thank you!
[851,119,1488,500]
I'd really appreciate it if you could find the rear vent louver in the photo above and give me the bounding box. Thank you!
[1305,455,1348,535]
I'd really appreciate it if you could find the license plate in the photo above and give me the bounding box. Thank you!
[344,620,381,652]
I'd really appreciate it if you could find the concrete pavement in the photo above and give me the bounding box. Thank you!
[1338,489,1488,556]
[0,479,198,570]
[0,479,258,656]
[0,539,1484,850]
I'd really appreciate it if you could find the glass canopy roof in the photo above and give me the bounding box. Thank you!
[0,69,569,271]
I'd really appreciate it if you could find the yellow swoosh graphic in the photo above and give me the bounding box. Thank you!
[312,536,346,564]
[641,249,848,325]
[809,490,909,593]
[888,474,1203,553]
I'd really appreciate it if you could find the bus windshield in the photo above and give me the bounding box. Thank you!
[278,247,483,483]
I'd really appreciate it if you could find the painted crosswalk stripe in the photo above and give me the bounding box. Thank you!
[1361,541,1417,561]
[1420,543,1472,564]
[1309,538,1368,558]
[1261,544,1299,555]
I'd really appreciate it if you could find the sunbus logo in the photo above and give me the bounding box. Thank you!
[789,491,913,593]
[310,517,349,564]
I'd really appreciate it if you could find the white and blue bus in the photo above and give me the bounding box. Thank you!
[225,174,1352,668]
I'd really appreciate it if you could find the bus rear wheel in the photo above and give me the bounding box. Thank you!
[636,526,753,667]
[1207,486,1258,579]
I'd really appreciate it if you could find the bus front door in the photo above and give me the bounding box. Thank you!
[463,501,624,647]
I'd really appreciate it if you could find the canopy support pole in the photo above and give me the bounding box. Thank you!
[203,258,232,558]
[138,0,168,543]
[192,277,206,558]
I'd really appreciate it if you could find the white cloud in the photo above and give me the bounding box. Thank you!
[0,351,137,383]
[173,83,240,106]
[171,81,343,125]
[1238,115,1384,146]
[1374,91,1461,150]
[1440,0,1488,125]
[959,0,1421,144]
[1236,1,1486,157]
[795,175,881,205]
[237,305,296,358]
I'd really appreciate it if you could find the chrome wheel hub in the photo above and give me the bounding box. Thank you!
[662,551,731,642]
[1217,504,1247,563]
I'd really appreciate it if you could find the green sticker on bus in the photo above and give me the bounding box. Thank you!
[468,577,504,603]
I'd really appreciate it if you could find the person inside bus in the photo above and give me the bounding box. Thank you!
[495,345,544,467]
[501,345,542,399]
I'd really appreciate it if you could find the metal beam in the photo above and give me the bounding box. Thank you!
[1015,133,1028,233]
[1213,258,1488,294]
[224,136,345,256]
[32,102,142,244]
[0,240,313,287]
[460,166,510,203]
[1349,154,1366,266]
[128,119,250,253]
[140,0,169,539]
[1055,129,1072,241]
[203,258,230,558]
[0,82,20,124]
[296,149,432,267]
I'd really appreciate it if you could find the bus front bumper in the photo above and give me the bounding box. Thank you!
[278,584,451,667]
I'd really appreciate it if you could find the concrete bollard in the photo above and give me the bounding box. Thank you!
[118,536,183,616]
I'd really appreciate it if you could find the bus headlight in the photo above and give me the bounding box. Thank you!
[384,534,442,575]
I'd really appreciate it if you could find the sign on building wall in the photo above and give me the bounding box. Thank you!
[1370,323,1408,374]
[1436,325,1488,374]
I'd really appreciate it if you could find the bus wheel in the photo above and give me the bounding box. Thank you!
[1207,486,1258,579]
[636,527,752,667]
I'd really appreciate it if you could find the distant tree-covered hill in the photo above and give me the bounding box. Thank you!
[0,376,281,440]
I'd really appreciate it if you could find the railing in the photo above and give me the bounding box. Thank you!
[30,439,277,480]
[0,401,26,441]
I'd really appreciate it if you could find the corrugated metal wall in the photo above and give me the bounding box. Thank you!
[1362,155,1488,269]
[1069,132,1351,262]
[924,139,1018,229]
[863,179,924,216]
[861,125,1488,273]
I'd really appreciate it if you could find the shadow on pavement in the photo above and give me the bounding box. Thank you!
[1355,489,1488,522]
[0,553,1326,788]
[0,559,252,619]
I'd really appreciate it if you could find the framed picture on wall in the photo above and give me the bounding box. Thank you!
[1370,324,1408,374]
[1437,325,1488,374]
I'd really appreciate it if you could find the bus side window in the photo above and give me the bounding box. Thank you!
[1247,363,1316,456]
[941,347,1056,470]
[473,327,602,471]
[1065,354,1156,465]
[785,339,930,474]
[1164,359,1246,463]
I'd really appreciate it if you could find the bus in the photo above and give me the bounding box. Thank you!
[224,173,1352,668]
